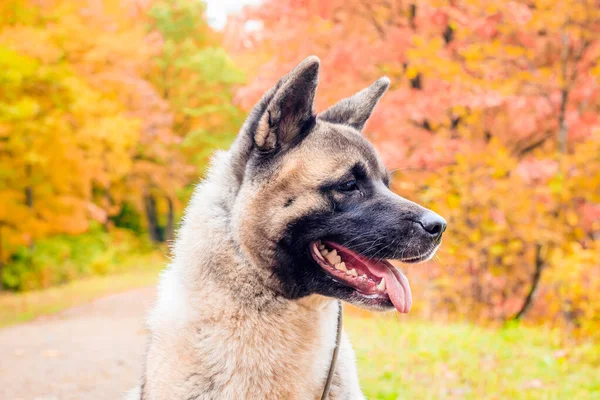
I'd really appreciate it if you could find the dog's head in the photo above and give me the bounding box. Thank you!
[229,56,445,313]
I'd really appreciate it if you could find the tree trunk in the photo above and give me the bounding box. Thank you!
[409,4,417,29]
[103,186,114,231]
[557,88,569,154]
[144,194,163,243]
[0,226,3,292]
[25,164,34,251]
[511,244,544,321]
[557,32,570,154]
[512,34,571,321]
[165,196,174,242]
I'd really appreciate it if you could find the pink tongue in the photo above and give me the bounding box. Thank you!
[325,242,413,313]
[364,260,413,314]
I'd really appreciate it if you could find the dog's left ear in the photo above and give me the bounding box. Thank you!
[318,77,390,132]
[254,56,320,152]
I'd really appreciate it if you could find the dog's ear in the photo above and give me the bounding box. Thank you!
[318,77,390,132]
[253,56,320,152]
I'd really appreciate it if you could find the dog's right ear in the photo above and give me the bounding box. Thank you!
[229,56,319,185]
[253,56,320,152]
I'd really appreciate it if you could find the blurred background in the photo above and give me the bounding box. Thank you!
[0,0,599,399]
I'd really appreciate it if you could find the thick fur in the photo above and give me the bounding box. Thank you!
[134,56,445,399]
[138,152,362,399]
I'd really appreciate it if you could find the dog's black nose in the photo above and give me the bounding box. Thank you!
[418,211,447,240]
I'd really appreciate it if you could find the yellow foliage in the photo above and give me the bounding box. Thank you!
[0,0,245,274]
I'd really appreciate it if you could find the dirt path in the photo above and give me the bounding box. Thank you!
[0,287,155,400]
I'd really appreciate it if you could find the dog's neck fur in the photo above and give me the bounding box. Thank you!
[143,150,353,399]
[170,149,294,310]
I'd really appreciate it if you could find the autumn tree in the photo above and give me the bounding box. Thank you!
[123,0,245,243]
[0,0,144,288]
[0,0,246,278]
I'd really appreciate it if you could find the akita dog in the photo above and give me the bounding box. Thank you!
[135,56,446,399]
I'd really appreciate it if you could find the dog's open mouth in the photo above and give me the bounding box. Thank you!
[310,240,413,313]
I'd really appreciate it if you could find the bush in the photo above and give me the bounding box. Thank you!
[1,224,155,291]
[110,202,145,235]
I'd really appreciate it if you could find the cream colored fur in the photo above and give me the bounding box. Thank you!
[133,149,365,399]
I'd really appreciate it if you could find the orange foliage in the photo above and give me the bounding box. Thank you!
[227,0,600,339]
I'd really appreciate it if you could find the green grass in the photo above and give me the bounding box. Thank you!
[347,314,600,399]
[0,252,164,327]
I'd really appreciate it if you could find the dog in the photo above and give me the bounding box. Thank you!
[134,56,446,399]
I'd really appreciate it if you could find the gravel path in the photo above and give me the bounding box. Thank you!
[0,287,155,400]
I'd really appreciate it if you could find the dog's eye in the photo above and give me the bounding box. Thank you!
[338,179,358,192]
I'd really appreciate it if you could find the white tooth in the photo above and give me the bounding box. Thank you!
[334,256,341,264]
[348,269,358,277]
[360,274,368,279]
[337,262,347,271]
[321,249,329,256]
[325,250,338,264]
[377,278,386,291]
[318,244,325,250]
